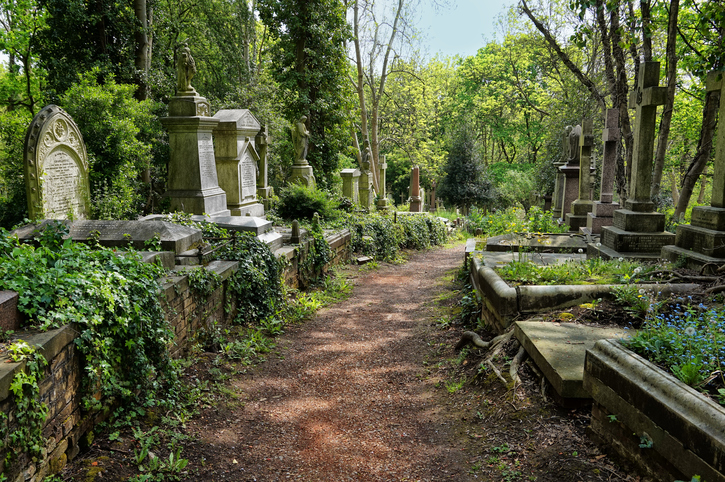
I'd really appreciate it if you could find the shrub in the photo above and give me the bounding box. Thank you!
[275,184,337,220]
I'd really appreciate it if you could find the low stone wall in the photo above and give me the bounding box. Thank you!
[0,229,352,481]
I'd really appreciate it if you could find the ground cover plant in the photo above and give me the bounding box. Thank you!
[496,257,657,286]
[467,206,569,237]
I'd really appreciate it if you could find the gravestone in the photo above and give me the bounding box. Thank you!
[428,181,437,213]
[559,125,582,220]
[552,126,572,219]
[161,45,229,216]
[409,165,422,212]
[289,116,315,187]
[255,125,273,207]
[212,109,265,217]
[24,105,91,220]
[586,108,620,234]
[358,147,373,210]
[591,61,674,260]
[566,119,595,231]
[662,72,725,268]
[376,157,389,210]
[341,169,361,203]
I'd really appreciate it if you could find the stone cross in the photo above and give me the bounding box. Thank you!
[376,158,389,209]
[400,193,405,205]
[578,118,594,202]
[600,108,620,203]
[707,71,725,208]
[626,61,667,210]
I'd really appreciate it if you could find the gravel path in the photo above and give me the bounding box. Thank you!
[185,244,471,481]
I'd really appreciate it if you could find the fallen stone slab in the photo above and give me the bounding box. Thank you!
[514,321,629,401]
[486,233,589,253]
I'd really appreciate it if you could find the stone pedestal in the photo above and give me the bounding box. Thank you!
[567,119,595,232]
[341,169,360,203]
[409,165,422,212]
[161,96,230,216]
[359,168,373,210]
[560,165,580,220]
[289,164,315,188]
[552,161,566,218]
[587,201,620,235]
[586,109,620,235]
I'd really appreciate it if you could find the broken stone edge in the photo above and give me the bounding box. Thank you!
[584,339,725,482]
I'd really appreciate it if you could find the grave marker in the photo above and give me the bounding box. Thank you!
[559,125,582,220]
[358,146,373,210]
[340,169,361,203]
[24,105,91,220]
[552,126,571,219]
[409,166,422,212]
[376,156,389,210]
[566,119,595,231]
[586,108,621,234]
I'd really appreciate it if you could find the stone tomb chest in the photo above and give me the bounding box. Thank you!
[23,105,91,220]
[213,109,265,217]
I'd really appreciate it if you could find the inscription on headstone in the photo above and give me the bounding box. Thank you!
[24,105,90,220]
[241,154,257,199]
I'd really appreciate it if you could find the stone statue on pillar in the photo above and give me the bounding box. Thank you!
[176,44,197,95]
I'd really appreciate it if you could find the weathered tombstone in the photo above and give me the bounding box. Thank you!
[592,61,674,260]
[255,125,273,207]
[559,125,582,221]
[409,165,422,212]
[566,119,595,231]
[358,147,374,210]
[376,156,389,210]
[586,108,621,234]
[428,181,437,213]
[662,72,725,268]
[290,219,301,244]
[161,45,229,216]
[341,169,361,203]
[289,115,315,187]
[24,105,91,220]
[552,126,572,219]
[212,109,265,217]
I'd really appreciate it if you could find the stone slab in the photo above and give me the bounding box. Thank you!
[691,206,725,231]
[0,291,20,331]
[565,213,588,232]
[189,214,272,235]
[601,226,675,254]
[587,241,665,262]
[229,203,265,217]
[613,209,666,232]
[486,233,589,253]
[591,201,619,218]
[586,213,613,235]
[259,231,284,251]
[11,220,202,253]
[674,223,725,258]
[514,321,629,399]
[661,245,725,271]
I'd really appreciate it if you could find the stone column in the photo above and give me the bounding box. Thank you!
[552,126,571,219]
[340,169,360,203]
[559,125,582,220]
[595,61,674,260]
[376,158,389,209]
[256,125,273,204]
[662,72,725,267]
[409,166,422,212]
[161,93,230,216]
[587,108,621,234]
[358,154,373,210]
[567,119,595,231]
[428,181,437,213]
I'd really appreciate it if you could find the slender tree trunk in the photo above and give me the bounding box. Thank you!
[674,88,720,220]
[671,166,680,205]
[651,0,680,199]
[134,0,150,100]
[610,2,633,200]
[639,0,652,61]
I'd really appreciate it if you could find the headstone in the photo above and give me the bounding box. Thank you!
[662,71,725,268]
[591,61,674,261]
[399,193,406,206]
[341,169,361,203]
[409,165,422,212]
[586,108,621,234]
[23,105,91,220]
[566,119,595,231]
[376,156,389,210]
[212,109,265,217]
[161,45,230,216]
[255,125,273,207]
[289,116,315,187]
[290,219,301,244]
[559,125,582,220]
[552,126,572,219]
[358,146,373,210]
[428,181,437,213]
[11,219,202,253]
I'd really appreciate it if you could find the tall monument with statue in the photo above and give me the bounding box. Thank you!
[289,115,315,187]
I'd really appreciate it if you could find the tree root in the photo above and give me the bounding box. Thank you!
[457,329,527,389]
[509,345,527,385]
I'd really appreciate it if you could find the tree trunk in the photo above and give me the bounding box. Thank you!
[674,88,720,220]
[610,2,633,200]
[134,0,150,100]
[671,167,679,205]
[651,0,680,199]
[639,0,653,61]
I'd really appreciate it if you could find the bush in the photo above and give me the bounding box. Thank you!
[275,184,338,220]
[0,110,32,228]
[350,213,448,261]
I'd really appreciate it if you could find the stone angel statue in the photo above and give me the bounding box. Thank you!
[176,44,197,94]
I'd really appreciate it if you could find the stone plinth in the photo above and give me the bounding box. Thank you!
[289,165,315,188]
[212,109,264,217]
[560,164,580,220]
[409,165,422,212]
[586,201,621,234]
[359,169,373,210]
[162,96,230,216]
[340,169,360,203]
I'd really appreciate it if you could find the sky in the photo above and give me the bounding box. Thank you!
[417,0,516,60]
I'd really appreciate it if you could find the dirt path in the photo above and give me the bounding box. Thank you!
[184,244,472,481]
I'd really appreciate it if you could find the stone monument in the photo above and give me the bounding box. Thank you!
[255,125,273,207]
[376,156,389,210]
[566,119,595,231]
[586,108,620,234]
[289,115,315,187]
[212,109,265,217]
[341,169,360,203]
[552,126,571,219]
[24,105,91,220]
[161,44,229,216]
[662,72,725,268]
[559,125,582,221]
[358,146,374,210]
[428,181,437,213]
[409,165,422,212]
[591,61,674,260]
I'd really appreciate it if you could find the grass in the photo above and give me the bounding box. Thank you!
[496,257,657,286]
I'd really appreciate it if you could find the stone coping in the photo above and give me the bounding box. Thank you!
[584,339,725,482]
[485,233,590,253]
[470,256,699,331]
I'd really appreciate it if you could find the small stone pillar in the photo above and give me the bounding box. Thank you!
[340,169,360,203]
[409,165,422,212]
[586,108,620,234]
[552,126,572,219]
[376,158,389,209]
[559,125,582,220]
[428,181,437,213]
[161,67,229,216]
[594,61,674,260]
[359,153,373,210]
[566,119,595,231]
[256,125,273,208]
[290,219,301,244]
[662,72,725,268]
